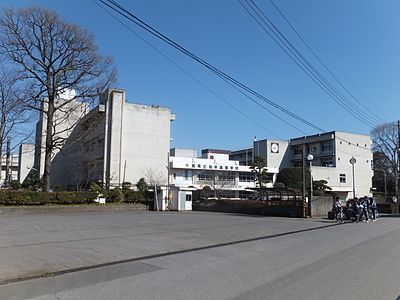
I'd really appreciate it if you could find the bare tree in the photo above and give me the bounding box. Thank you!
[371,122,399,198]
[0,7,117,191]
[0,61,29,184]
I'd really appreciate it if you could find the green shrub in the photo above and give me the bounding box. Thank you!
[10,180,21,190]
[106,187,123,202]
[0,191,97,206]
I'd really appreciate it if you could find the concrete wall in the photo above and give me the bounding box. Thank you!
[119,101,174,187]
[312,196,334,217]
[334,131,373,198]
[253,139,290,169]
[18,144,35,184]
[34,96,90,187]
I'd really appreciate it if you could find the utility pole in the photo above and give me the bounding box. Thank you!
[5,138,11,187]
[397,120,400,212]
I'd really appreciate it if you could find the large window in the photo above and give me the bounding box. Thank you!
[197,172,213,182]
[293,147,302,155]
[340,174,346,183]
[239,172,255,182]
[218,173,236,183]
[322,142,333,152]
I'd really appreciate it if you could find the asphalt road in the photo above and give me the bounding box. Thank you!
[0,211,399,299]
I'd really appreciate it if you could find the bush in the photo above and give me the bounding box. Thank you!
[0,191,97,206]
[10,180,21,190]
[106,187,123,202]
[122,189,142,203]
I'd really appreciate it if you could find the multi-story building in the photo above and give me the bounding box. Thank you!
[289,131,373,200]
[169,148,279,199]
[0,154,19,186]
[241,131,373,200]
[34,88,175,189]
[229,148,253,166]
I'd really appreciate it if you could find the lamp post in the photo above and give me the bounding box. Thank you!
[350,157,357,199]
[307,154,314,217]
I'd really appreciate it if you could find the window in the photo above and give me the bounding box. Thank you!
[210,155,214,159]
[239,172,255,182]
[197,172,213,182]
[322,142,333,152]
[192,164,195,168]
[321,159,334,167]
[197,164,201,168]
[209,165,213,169]
[184,170,189,180]
[307,145,317,153]
[294,147,302,155]
[340,174,346,183]
[218,173,235,183]
[186,194,192,202]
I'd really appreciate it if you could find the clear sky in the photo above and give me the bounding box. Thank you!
[1,0,399,152]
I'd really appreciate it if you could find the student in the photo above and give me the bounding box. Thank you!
[369,197,378,221]
[362,196,370,223]
[334,197,343,222]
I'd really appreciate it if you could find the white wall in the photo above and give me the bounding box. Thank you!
[119,98,174,187]
[18,144,35,184]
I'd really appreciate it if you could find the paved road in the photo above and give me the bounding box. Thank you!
[0,211,399,299]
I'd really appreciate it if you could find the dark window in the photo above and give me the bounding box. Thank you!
[186,194,192,202]
[340,174,346,183]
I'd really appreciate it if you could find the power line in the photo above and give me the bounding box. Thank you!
[93,0,294,138]
[98,0,324,133]
[96,0,372,152]
[269,0,384,124]
[239,0,379,128]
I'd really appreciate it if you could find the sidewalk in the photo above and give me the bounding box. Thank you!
[0,203,147,215]
[0,210,336,283]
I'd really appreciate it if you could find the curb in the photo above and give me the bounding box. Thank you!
[0,204,148,215]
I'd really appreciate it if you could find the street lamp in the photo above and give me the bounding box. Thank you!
[350,156,357,199]
[307,154,314,217]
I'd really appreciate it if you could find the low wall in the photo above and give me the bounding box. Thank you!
[193,199,305,218]
[312,196,334,217]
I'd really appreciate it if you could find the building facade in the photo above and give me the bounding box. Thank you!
[289,131,373,200]
[34,88,175,189]
[169,148,279,199]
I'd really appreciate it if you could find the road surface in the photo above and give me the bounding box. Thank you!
[0,211,399,299]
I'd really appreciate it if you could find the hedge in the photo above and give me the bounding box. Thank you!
[0,191,98,206]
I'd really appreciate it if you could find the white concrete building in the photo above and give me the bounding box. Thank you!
[34,88,175,189]
[169,148,279,199]
[0,154,19,186]
[289,131,373,200]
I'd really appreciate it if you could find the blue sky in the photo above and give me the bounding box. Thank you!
[1,0,399,152]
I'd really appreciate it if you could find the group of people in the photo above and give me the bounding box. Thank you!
[334,196,378,223]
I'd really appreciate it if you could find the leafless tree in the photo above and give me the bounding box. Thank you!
[371,122,399,198]
[0,7,117,191]
[0,61,30,183]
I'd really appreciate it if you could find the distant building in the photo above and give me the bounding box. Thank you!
[238,131,373,200]
[0,153,19,186]
[289,131,373,200]
[169,148,279,199]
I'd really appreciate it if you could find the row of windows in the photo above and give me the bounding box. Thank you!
[187,163,239,171]
[293,142,334,155]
